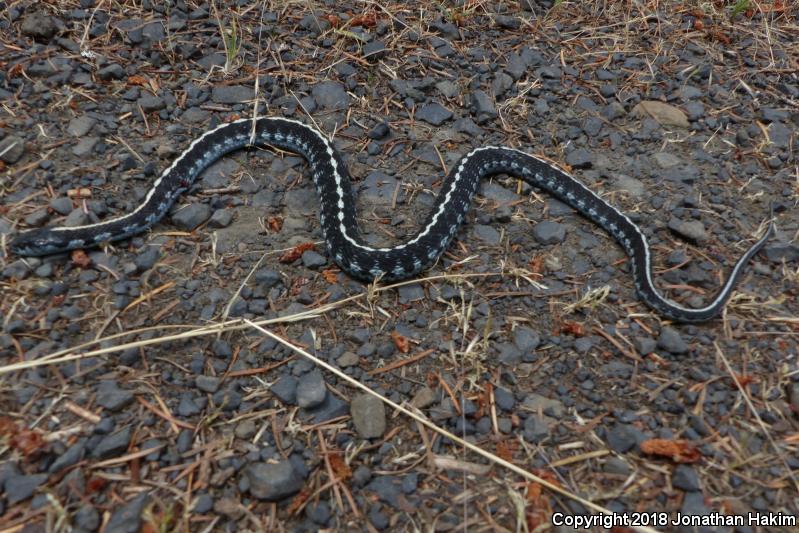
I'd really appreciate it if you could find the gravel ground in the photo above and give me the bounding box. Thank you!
[1,1,798,532]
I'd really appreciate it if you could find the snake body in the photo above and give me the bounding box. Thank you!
[10,117,773,322]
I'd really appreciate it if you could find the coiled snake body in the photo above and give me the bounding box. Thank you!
[10,117,773,322]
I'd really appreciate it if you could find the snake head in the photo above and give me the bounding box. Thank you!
[9,228,68,257]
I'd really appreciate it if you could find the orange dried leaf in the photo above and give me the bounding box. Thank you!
[350,13,377,27]
[267,215,283,232]
[390,330,410,353]
[128,75,149,86]
[527,255,545,274]
[495,441,513,462]
[279,242,315,263]
[640,438,701,463]
[328,453,352,480]
[322,269,338,284]
[10,430,46,457]
[86,476,107,494]
[71,249,92,268]
[323,14,340,27]
[286,487,313,515]
[561,322,584,336]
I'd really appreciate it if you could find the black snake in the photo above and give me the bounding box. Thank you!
[10,117,774,322]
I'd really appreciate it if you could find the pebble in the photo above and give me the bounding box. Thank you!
[658,326,689,354]
[208,209,233,228]
[668,218,708,243]
[397,283,424,303]
[172,203,211,231]
[416,102,453,126]
[606,423,643,453]
[411,386,436,409]
[337,351,359,367]
[210,85,252,104]
[21,12,58,41]
[473,224,501,245]
[673,465,701,491]
[633,336,657,355]
[565,148,594,169]
[533,220,566,244]
[522,394,565,418]
[764,243,799,263]
[105,493,148,533]
[245,461,303,500]
[95,382,134,411]
[4,474,47,504]
[363,40,386,59]
[523,416,550,442]
[470,90,497,123]
[74,505,100,531]
[351,393,386,439]
[368,122,390,140]
[301,250,327,269]
[90,426,132,459]
[0,136,24,163]
[138,95,166,112]
[296,370,326,409]
[312,81,350,110]
[97,63,126,81]
[67,116,96,137]
[435,80,459,98]
[72,137,99,157]
[196,375,221,393]
[494,388,515,411]
[271,375,298,404]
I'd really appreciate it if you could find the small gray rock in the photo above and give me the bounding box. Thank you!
[138,96,166,112]
[172,203,211,231]
[513,327,540,352]
[67,116,96,137]
[764,243,799,263]
[351,394,386,439]
[4,474,48,504]
[245,461,303,501]
[633,336,657,355]
[470,90,497,123]
[363,40,386,59]
[416,102,453,126]
[337,351,359,367]
[91,426,132,459]
[523,416,549,442]
[72,137,99,157]
[668,218,708,243]
[97,63,125,81]
[672,465,701,491]
[312,81,350,110]
[565,148,594,169]
[211,85,252,104]
[0,135,25,163]
[105,493,148,533]
[208,209,233,228]
[296,370,326,409]
[21,12,58,41]
[182,107,210,124]
[473,224,501,245]
[533,220,566,244]
[96,383,134,411]
[301,250,327,269]
[606,423,643,453]
[435,80,459,98]
[196,375,221,393]
[74,505,100,532]
[271,375,297,404]
[658,326,689,354]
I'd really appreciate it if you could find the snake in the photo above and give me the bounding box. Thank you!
[10,116,774,322]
